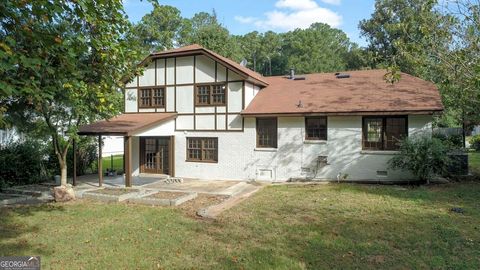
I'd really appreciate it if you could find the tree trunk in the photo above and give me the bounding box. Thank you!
[58,156,68,186]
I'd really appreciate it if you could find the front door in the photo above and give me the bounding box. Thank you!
[140,137,170,175]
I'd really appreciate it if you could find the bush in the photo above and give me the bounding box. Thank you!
[0,140,49,189]
[46,136,98,177]
[388,136,453,184]
[433,132,464,148]
[469,135,480,151]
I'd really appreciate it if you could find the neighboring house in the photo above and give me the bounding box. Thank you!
[79,44,443,184]
[102,136,124,156]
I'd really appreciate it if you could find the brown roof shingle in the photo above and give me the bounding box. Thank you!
[242,70,443,115]
[78,113,176,136]
[150,44,268,86]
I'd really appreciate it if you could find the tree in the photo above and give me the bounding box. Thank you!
[282,23,356,74]
[178,11,241,60]
[0,0,141,186]
[359,0,480,132]
[131,4,184,54]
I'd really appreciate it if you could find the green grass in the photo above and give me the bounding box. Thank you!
[101,154,123,173]
[469,151,480,175]
[2,183,480,269]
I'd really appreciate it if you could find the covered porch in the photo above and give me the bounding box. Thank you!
[76,113,177,187]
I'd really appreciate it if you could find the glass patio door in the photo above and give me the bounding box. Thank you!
[140,137,170,175]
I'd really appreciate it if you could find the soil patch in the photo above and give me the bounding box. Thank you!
[179,194,229,218]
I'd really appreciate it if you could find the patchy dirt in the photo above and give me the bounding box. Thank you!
[90,188,139,196]
[147,191,188,200]
[178,194,229,218]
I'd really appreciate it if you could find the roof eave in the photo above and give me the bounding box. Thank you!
[240,109,444,117]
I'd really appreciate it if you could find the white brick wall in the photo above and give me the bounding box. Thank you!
[161,115,432,181]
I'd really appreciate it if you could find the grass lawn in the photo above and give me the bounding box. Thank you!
[1,183,480,269]
[469,151,480,175]
[101,154,123,173]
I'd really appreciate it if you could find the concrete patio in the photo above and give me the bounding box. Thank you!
[72,174,256,196]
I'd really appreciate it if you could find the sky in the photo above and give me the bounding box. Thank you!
[123,0,376,46]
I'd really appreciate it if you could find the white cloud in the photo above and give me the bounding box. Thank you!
[275,0,319,10]
[321,0,341,5]
[234,16,257,24]
[235,0,342,31]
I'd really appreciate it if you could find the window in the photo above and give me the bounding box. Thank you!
[195,84,226,106]
[305,117,327,140]
[139,88,165,108]
[362,116,407,151]
[256,118,277,148]
[186,137,218,162]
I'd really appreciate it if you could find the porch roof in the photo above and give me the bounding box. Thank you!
[78,113,177,136]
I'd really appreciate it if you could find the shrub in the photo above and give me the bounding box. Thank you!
[0,140,49,189]
[469,135,480,151]
[433,132,464,148]
[46,136,98,177]
[388,136,453,184]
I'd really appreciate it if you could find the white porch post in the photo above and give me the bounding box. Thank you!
[124,136,132,187]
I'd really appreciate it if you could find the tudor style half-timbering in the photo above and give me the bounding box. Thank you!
[124,45,264,132]
[79,44,443,186]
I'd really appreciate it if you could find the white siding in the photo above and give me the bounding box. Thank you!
[176,56,194,84]
[195,55,216,83]
[217,64,227,82]
[138,61,155,86]
[227,82,243,113]
[132,119,175,137]
[125,89,137,112]
[195,115,215,130]
[176,115,194,130]
[156,59,165,85]
[166,86,175,112]
[166,58,175,85]
[176,85,194,113]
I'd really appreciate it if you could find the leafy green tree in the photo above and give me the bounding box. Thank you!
[178,11,241,60]
[282,23,354,74]
[360,0,480,132]
[0,0,141,185]
[131,3,183,54]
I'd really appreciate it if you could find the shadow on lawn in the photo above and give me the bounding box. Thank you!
[205,183,480,269]
[0,204,65,256]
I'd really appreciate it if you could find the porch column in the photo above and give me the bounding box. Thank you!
[72,138,77,186]
[124,136,132,187]
[98,135,103,187]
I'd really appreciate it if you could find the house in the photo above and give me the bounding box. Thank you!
[78,44,443,186]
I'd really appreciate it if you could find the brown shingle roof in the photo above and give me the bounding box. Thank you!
[78,113,176,136]
[149,44,268,86]
[242,70,443,115]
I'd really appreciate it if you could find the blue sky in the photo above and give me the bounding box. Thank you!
[123,0,376,46]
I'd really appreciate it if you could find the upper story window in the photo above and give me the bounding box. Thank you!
[305,117,327,140]
[139,88,165,108]
[256,118,277,148]
[186,137,218,162]
[195,84,226,106]
[362,116,407,151]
